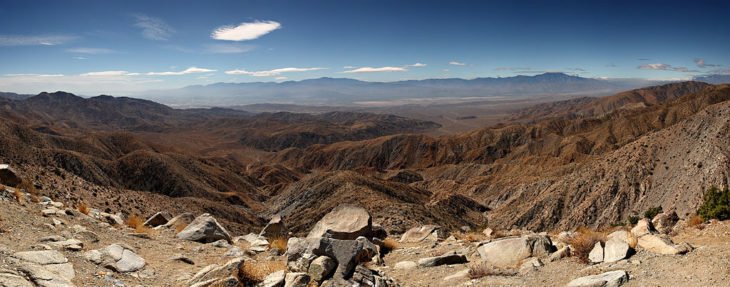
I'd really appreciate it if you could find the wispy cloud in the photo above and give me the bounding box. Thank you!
[694,58,721,68]
[66,47,116,54]
[133,14,174,41]
[4,73,64,77]
[73,56,87,60]
[225,67,325,77]
[147,67,216,76]
[211,20,281,41]
[449,61,466,66]
[495,66,531,71]
[343,66,406,73]
[81,71,139,77]
[343,63,425,73]
[638,63,698,73]
[0,35,76,46]
[204,44,255,54]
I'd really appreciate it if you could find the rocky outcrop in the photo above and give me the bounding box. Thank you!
[566,270,629,287]
[286,236,377,283]
[652,211,679,234]
[10,250,76,287]
[399,225,443,243]
[417,252,467,267]
[307,205,372,240]
[637,234,691,255]
[84,244,145,273]
[176,213,232,243]
[260,214,288,239]
[476,235,554,267]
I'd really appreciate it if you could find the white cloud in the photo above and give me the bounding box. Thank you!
[66,47,116,54]
[694,58,720,68]
[73,56,87,60]
[134,14,174,41]
[449,61,466,66]
[225,67,325,77]
[204,44,255,54]
[343,66,407,73]
[0,35,76,46]
[409,63,427,67]
[211,20,281,41]
[4,73,64,77]
[275,76,288,81]
[147,67,216,76]
[81,71,136,77]
[638,63,697,73]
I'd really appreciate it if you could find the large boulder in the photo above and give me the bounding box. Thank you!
[637,234,690,255]
[307,205,372,240]
[651,211,679,234]
[604,238,631,263]
[84,244,145,273]
[566,270,629,287]
[630,219,656,237]
[284,272,310,287]
[10,250,75,286]
[286,236,377,283]
[260,214,288,239]
[476,235,554,267]
[143,211,171,227]
[188,257,245,286]
[0,164,21,187]
[176,213,232,243]
[588,242,604,264]
[417,251,467,267]
[399,225,443,243]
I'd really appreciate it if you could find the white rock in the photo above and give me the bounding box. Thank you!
[566,270,629,287]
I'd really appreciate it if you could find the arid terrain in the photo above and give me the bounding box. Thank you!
[1,80,730,286]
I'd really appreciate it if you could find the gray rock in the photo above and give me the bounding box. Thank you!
[161,212,195,229]
[443,269,470,281]
[284,272,310,287]
[417,252,467,267]
[588,242,603,264]
[12,250,68,265]
[143,212,170,227]
[476,235,554,267]
[394,261,417,270]
[651,211,679,234]
[287,236,377,283]
[630,219,656,237]
[604,238,630,263]
[548,246,570,262]
[169,254,195,265]
[399,225,442,243]
[16,262,76,287]
[566,270,629,287]
[519,257,542,274]
[188,257,245,286]
[307,205,372,240]
[176,213,232,244]
[260,214,288,239]
[308,256,336,282]
[0,271,34,287]
[259,270,285,287]
[637,234,690,255]
[85,244,145,273]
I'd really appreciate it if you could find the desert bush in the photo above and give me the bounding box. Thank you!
[18,180,39,203]
[12,188,24,204]
[237,260,286,283]
[381,238,400,251]
[468,262,517,279]
[77,202,90,215]
[454,231,487,243]
[126,214,151,234]
[688,214,704,228]
[627,215,640,225]
[644,206,663,219]
[565,227,607,263]
[268,236,288,253]
[697,186,730,221]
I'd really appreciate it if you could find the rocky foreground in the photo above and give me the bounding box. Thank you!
[1,185,729,287]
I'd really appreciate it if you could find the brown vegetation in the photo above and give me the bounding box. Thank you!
[268,236,288,253]
[237,260,286,283]
[565,227,607,263]
[17,180,39,203]
[77,202,90,215]
[12,188,24,204]
[468,262,518,279]
[688,215,704,229]
[381,238,400,251]
[126,214,151,234]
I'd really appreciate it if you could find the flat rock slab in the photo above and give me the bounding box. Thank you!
[400,225,442,243]
[307,205,372,240]
[476,235,553,267]
[566,270,629,287]
[12,250,68,265]
[604,238,630,263]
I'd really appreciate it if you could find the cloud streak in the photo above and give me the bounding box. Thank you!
[342,63,426,73]
[204,44,255,54]
[638,63,698,73]
[211,20,281,41]
[147,67,216,76]
[449,61,466,66]
[694,58,721,68]
[66,47,116,54]
[134,14,174,41]
[0,35,76,46]
[225,67,325,77]
[81,71,139,77]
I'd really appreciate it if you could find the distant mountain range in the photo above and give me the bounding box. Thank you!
[141,72,663,107]
[694,74,730,84]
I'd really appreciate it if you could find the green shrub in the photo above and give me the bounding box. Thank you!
[627,215,640,225]
[697,186,730,221]
[643,206,663,219]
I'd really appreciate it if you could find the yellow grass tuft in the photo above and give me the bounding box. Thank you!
[454,231,488,243]
[565,227,607,263]
[12,188,24,204]
[381,238,400,251]
[18,180,39,203]
[688,215,704,229]
[77,201,90,215]
[237,260,286,283]
[268,236,288,252]
[174,222,188,234]
[126,214,152,234]
[468,262,517,279]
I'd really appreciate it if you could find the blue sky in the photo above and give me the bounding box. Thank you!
[0,0,729,95]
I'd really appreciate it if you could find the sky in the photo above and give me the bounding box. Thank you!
[0,0,729,96]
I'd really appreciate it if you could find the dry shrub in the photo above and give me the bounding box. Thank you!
[77,202,90,215]
[12,188,24,204]
[18,180,39,203]
[688,215,704,229]
[454,232,488,243]
[468,262,517,279]
[565,227,607,263]
[126,214,151,234]
[237,260,286,283]
[269,236,288,251]
[381,238,400,251]
[625,232,638,249]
